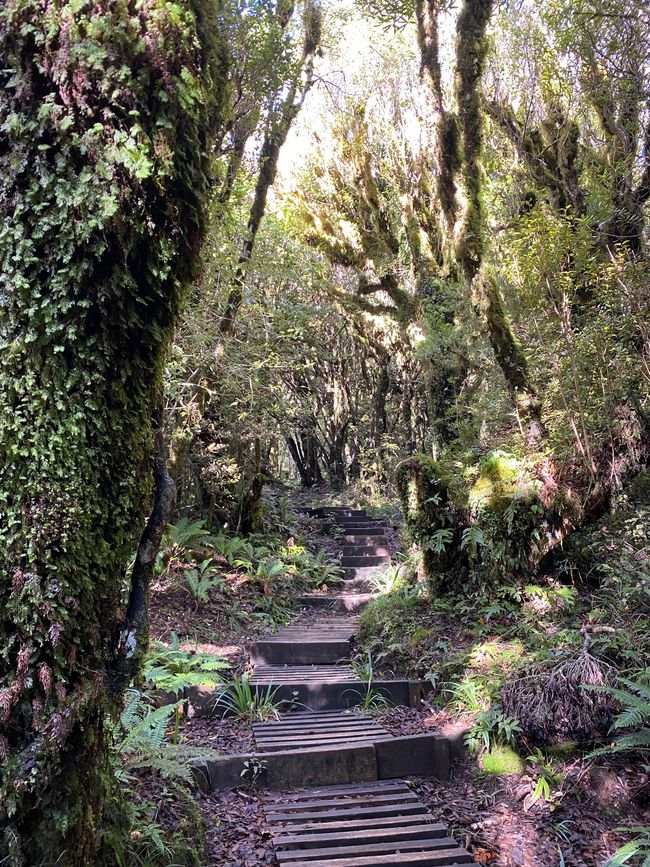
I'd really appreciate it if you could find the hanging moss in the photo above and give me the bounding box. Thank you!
[0,1,226,863]
[471,268,543,440]
[395,454,465,590]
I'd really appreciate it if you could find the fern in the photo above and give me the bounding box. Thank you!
[588,674,650,865]
[113,690,221,787]
[184,558,224,601]
[588,671,650,757]
[460,524,485,559]
[604,830,650,866]
[166,517,212,550]
[426,528,453,555]
[144,639,229,696]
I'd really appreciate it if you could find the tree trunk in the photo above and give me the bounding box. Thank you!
[0,4,225,863]
[219,2,321,335]
[286,432,322,488]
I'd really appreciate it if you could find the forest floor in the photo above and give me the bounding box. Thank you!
[137,483,649,866]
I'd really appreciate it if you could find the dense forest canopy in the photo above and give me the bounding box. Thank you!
[1,0,649,864]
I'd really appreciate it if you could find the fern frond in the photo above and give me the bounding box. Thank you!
[611,730,650,752]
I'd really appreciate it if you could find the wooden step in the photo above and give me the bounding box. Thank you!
[311,508,367,517]
[248,670,421,711]
[264,782,476,866]
[341,555,390,568]
[297,593,374,613]
[342,545,390,557]
[343,534,389,544]
[250,618,358,665]
[340,526,387,536]
[253,710,388,752]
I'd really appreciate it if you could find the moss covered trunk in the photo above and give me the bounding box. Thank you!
[0,2,225,863]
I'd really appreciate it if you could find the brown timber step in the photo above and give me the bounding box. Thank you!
[297,594,374,613]
[343,534,389,544]
[342,545,390,557]
[253,710,388,752]
[250,618,358,665]
[341,555,390,568]
[336,524,386,539]
[275,838,463,862]
[269,780,408,800]
[310,508,367,518]
[251,664,356,683]
[248,670,422,711]
[264,782,476,866]
[343,564,388,581]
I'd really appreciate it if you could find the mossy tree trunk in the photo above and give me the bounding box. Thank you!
[0,2,225,864]
[415,0,543,442]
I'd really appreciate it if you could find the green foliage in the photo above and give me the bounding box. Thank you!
[101,786,205,867]
[143,639,229,697]
[589,671,650,863]
[167,518,213,553]
[347,684,392,713]
[480,745,526,776]
[604,830,650,866]
[113,691,219,787]
[218,674,284,722]
[212,534,255,566]
[368,564,404,595]
[589,672,650,757]
[465,706,522,753]
[240,756,268,786]
[183,559,225,602]
[524,749,564,811]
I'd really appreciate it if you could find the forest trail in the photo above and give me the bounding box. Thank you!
[215,507,477,865]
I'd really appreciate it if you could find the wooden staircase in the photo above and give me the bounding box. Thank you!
[194,505,477,865]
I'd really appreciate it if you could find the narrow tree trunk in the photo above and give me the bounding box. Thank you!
[219,3,321,334]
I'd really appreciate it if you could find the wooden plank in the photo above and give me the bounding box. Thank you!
[266,803,427,822]
[269,816,438,836]
[255,730,386,742]
[255,726,386,740]
[255,723,384,736]
[276,838,460,861]
[275,849,474,867]
[257,737,386,749]
[265,781,408,802]
[258,738,380,753]
[254,715,376,728]
[265,792,419,813]
[255,714,377,724]
[271,824,448,847]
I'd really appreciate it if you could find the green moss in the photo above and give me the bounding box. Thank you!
[480,746,525,776]
[547,741,579,759]
[0,1,226,863]
[394,454,463,589]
